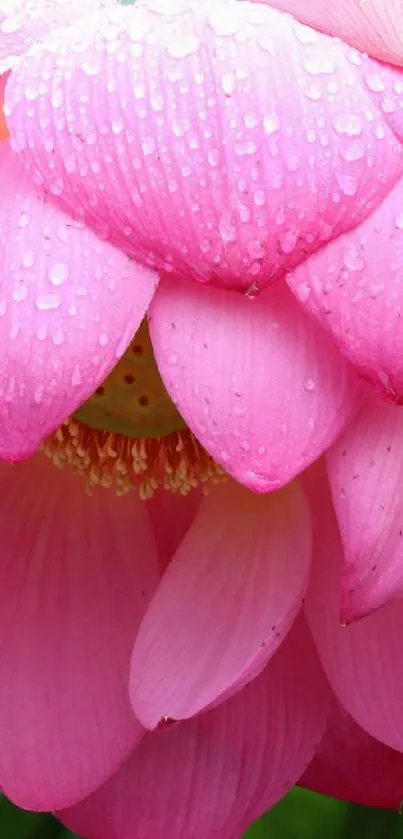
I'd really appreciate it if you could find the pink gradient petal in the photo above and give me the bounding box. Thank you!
[327,398,403,620]
[149,277,361,492]
[146,488,202,574]
[6,2,403,290]
[60,616,331,839]
[288,176,403,400]
[0,144,157,460]
[306,472,403,754]
[130,479,311,729]
[0,71,8,139]
[258,0,403,66]
[301,700,403,810]
[0,454,159,811]
[0,0,114,74]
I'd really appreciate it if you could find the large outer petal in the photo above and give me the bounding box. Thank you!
[327,398,403,620]
[301,700,403,810]
[287,176,403,400]
[60,617,331,839]
[150,276,361,491]
[306,471,403,754]
[0,144,157,461]
[0,454,159,811]
[5,1,403,290]
[130,479,311,728]
[258,0,403,66]
[0,0,114,74]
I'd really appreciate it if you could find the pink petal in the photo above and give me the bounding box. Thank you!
[287,175,403,400]
[130,479,311,728]
[327,397,403,620]
[0,0,114,74]
[0,72,8,139]
[146,488,202,574]
[60,616,331,839]
[149,277,361,492]
[6,2,403,291]
[0,144,157,461]
[301,700,403,810]
[0,453,159,811]
[306,471,403,753]
[257,0,403,66]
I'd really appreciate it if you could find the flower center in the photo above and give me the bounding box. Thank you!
[42,319,225,498]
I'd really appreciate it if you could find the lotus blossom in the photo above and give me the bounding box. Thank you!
[3,0,403,837]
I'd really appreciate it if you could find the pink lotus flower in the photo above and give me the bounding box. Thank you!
[3,0,403,836]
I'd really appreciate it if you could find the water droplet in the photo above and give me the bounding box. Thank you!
[52,329,65,346]
[342,246,365,271]
[304,377,316,392]
[49,262,69,286]
[13,286,28,302]
[21,251,35,269]
[168,352,179,365]
[332,114,362,136]
[167,36,200,58]
[263,114,279,134]
[253,189,266,207]
[35,293,62,311]
[364,72,385,93]
[395,213,403,230]
[221,72,236,95]
[335,172,357,196]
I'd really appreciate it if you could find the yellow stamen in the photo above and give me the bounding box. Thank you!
[41,319,226,498]
[41,419,225,499]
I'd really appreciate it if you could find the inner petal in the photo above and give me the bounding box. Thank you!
[42,318,225,499]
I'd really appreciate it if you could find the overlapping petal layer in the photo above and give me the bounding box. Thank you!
[328,398,403,619]
[288,175,403,400]
[61,617,331,839]
[150,277,361,491]
[0,455,159,811]
[0,143,157,461]
[259,0,403,66]
[301,700,403,810]
[130,479,310,727]
[306,474,403,754]
[5,0,403,293]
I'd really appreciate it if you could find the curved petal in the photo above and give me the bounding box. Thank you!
[256,0,403,67]
[327,397,403,620]
[130,479,311,728]
[150,276,361,492]
[306,472,403,754]
[146,488,202,574]
[0,0,114,74]
[288,176,403,400]
[60,616,331,839]
[5,2,403,290]
[0,144,157,461]
[301,700,403,810]
[0,453,159,811]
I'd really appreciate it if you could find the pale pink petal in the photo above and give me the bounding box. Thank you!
[301,699,403,810]
[5,2,403,290]
[306,473,403,753]
[60,617,331,839]
[0,454,159,811]
[130,479,311,729]
[0,0,114,74]
[288,176,403,400]
[327,397,403,620]
[146,488,202,573]
[255,0,403,66]
[149,277,361,492]
[0,71,8,139]
[0,144,157,461]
